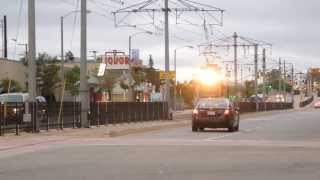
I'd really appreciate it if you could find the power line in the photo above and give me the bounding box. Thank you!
[13,0,24,59]
[70,0,80,50]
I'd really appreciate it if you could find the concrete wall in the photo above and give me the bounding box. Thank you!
[0,58,27,90]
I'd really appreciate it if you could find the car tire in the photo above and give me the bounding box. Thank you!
[199,127,205,132]
[228,126,236,132]
[235,123,239,131]
[228,118,237,132]
[192,126,198,132]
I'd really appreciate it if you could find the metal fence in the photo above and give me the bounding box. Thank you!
[0,101,168,136]
[89,102,169,126]
[238,102,293,113]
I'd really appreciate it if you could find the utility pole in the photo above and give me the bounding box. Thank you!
[291,64,294,88]
[283,60,287,102]
[233,32,238,86]
[254,44,258,97]
[164,0,170,118]
[278,59,281,92]
[80,0,89,127]
[28,0,38,131]
[60,16,65,98]
[262,48,266,98]
[0,19,3,58]
[3,15,7,58]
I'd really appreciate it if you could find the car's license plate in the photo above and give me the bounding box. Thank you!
[207,111,216,116]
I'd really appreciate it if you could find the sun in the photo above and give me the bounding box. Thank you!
[196,69,224,86]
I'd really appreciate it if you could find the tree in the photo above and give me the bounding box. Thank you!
[100,73,118,101]
[268,79,292,93]
[65,66,80,96]
[0,78,22,94]
[145,69,160,89]
[132,70,146,86]
[36,53,61,102]
[244,80,255,98]
[179,81,196,106]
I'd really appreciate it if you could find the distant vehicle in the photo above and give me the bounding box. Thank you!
[0,93,47,124]
[192,98,240,132]
[314,101,320,109]
[293,90,301,95]
[0,93,47,104]
[247,96,264,103]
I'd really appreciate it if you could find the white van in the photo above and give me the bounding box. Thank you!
[0,93,46,104]
[0,93,29,104]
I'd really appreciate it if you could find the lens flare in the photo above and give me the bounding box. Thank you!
[197,69,224,85]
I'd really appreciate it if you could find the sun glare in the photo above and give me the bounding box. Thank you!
[197,69,224,86]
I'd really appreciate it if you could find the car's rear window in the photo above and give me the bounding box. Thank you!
[197,99,228,109]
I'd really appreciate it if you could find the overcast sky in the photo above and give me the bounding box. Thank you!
[0,0,319,81]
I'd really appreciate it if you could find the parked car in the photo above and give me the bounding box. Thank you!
[247,96,264,103]
[192,98,240,132]
[314,101,320,109]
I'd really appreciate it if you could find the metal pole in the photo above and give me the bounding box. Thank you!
[233,32,238,86]
[164,0,170,119]
[254,44,258,97]
[24,44,28,59]
[128,35,133,101]
[80,0,89,127]
[262,48,266,98]
[173,49,177,110]
[28,0,38,131]
[60,17,65,101]
[283,60,286,102]
[3,15,7,59]
[1,19,3,58]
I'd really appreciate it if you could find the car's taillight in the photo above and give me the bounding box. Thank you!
[193,109,199,115]
[224,109,230,115]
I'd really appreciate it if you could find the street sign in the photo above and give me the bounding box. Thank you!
[103,55,130,70]
[159,71,176,80]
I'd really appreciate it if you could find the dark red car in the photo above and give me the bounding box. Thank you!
[192,98,240,132]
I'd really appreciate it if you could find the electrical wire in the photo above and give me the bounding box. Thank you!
[70,0,80,50]
[12,0,24,59]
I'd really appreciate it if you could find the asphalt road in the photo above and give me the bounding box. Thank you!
[0,107,320,180]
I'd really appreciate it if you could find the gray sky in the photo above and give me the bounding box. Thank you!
[0,0,319,81]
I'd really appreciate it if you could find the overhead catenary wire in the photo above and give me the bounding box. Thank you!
[70,0,80,50]
[12,0,24,59]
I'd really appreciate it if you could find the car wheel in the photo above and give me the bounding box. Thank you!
[228,118,237,132]
[199,127,205,132]
[234,123,239,131]
[192,126,198,132]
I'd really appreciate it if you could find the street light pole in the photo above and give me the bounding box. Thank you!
[60,16,64,95]
[128,31,152,101]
